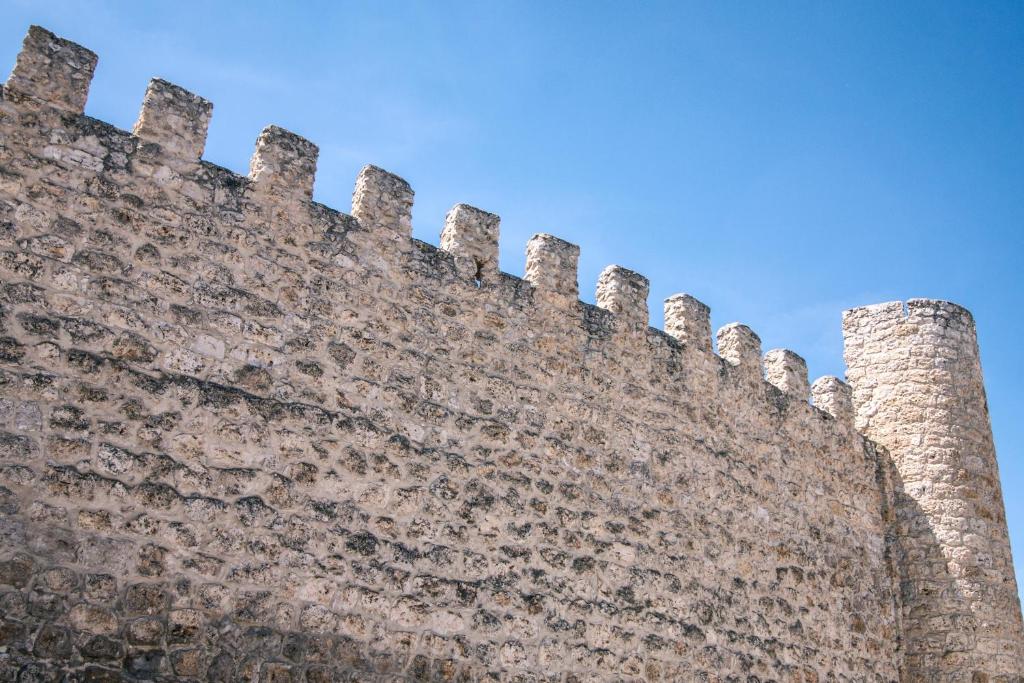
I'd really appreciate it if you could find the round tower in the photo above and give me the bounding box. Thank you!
[842,299,1024,679]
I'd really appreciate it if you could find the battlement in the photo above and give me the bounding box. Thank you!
[133,78,213,161]
[4,25,97,113]
[0,26,1019,681]
[0,24,857,424]
[843,298,976,339]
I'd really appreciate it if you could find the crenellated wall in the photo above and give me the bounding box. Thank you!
[0,25,1017,682]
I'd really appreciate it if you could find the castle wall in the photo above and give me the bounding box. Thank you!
[0,24,995,682]
[844,301,1024,680]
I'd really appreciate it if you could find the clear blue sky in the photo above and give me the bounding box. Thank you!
[2,1,1021,601]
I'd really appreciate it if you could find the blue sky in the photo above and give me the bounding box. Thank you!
[2,1,1021,600]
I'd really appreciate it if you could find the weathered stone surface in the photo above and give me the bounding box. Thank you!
[249,125,318,201]
[132,78,212,161]
[663,293,711,352]
[0,24,1019,682]
[525,233,579,307]
[844,300,1024,679]
[440,204,500,283]
[763,348,809,399]
[596,265,649,331]
[4,25,97,113]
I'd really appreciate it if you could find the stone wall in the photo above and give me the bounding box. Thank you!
[0,24,1016,682]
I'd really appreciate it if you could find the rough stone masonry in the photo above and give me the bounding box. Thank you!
[0,25,1020,683]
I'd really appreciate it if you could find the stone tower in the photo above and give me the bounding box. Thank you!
[843,299,1024,679]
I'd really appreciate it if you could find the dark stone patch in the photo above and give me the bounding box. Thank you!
[234,496,274,526]
[346,531,379,557]
[0,336,25,362]
[48,405,89,431]
[111,332,157,363]
[134,243,161,265]
[233,364,272,392]
[430,475,459,501]
[81,634,123,661]
[76,383,108,402]
[136,544,167,577]
[124,583,168,615]
[0,619,27,648]
[500,546,531,560]
[62,317,111,343]
[295,359,323,377]
[134,481,180,509]
[67,349,106,374]
[16,313,60,337]
[0,432,36,459]
[170,304,201,325]
[125,648,164,676]
[0,557,32,589]
[327,342,355,370]
[32,623,72,658]
[2,282,46,304]
[72,249,127,275]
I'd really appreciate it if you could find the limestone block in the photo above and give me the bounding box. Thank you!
[133,78,212,160]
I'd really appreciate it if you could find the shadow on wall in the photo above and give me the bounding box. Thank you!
[880,450,1010,681]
